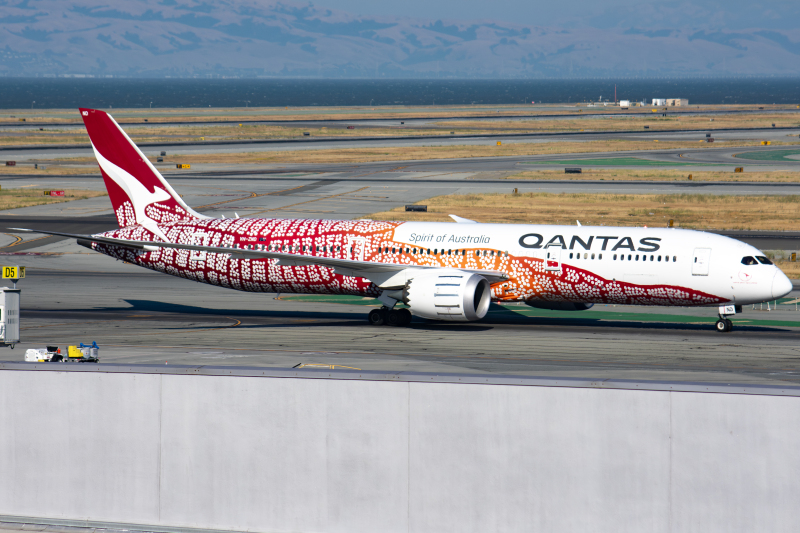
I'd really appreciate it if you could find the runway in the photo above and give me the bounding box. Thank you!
[1,126,798,160]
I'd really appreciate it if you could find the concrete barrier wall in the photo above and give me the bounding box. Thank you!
[0,367,798,533]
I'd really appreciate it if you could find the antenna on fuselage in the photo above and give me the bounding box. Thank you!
[576,220,582,226]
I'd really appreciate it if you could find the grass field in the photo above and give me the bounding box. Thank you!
[0,165,98,175]
[2,104,794,124]
[505,168,800,182]
[0,188,106,210]
[366,191,800,231]
[2,105,797,147]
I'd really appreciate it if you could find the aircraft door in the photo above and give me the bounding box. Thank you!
[347,236,367,262]
[545,245,562,272]
[692,248,711,276]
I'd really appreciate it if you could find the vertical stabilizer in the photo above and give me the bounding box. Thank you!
[80,108,207,238]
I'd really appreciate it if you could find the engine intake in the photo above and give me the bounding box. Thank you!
[406,271,491,321]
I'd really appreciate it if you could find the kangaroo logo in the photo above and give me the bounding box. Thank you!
[92,144,171,242]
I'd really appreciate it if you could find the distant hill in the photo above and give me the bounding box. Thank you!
[1,0,799,77]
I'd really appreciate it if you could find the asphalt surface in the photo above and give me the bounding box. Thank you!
[1,126,798,159]
[5,248,800,387]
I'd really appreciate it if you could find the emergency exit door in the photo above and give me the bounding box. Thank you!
[692,248,711,276]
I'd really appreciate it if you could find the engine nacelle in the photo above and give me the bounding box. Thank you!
[405,270,492,321]
[525,301,594,311]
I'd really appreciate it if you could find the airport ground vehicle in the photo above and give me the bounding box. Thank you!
[25,342,99,363]
[15,109,792,332]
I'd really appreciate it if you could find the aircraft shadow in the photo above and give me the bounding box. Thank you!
[25,300,791,334]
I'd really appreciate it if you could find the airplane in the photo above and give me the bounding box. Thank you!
[14,108,793,333]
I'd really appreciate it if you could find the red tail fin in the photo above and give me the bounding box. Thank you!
[80,108,206,236]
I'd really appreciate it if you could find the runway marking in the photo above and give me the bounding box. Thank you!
[195,183,309,210]
[245,186,370,216]
[134,317,242,335]
[0,234,53,249]
[2,233,22,247]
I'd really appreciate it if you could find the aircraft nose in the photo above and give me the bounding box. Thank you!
[772,270,793,299]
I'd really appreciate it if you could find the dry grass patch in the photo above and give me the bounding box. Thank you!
[367,192,800,231]
[442,112,800,133]
[0,165,98,175]
[506,169,800,182]
[774,260,800,279]
[0,188,106,210]
[168,139,779,165]
[1,104,793,125]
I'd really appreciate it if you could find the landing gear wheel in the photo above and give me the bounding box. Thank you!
[725,318,733,332]
[397,308,412,327]
[386,308,413,327]
[386,309,403,327]
[368,308,386,326]
[715,319,733,333]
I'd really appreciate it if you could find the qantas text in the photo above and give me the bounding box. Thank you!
[518,234,661,252]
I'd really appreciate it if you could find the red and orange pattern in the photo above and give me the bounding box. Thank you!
[96,218,726,307]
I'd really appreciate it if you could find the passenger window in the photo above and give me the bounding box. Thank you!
[741,256,758,265]
[650,255,654,261]
[635,255,639,261]
[756,256,773,265]
[569,253,573,259]
[591,253,595,259]
[673,256,676,262]
[599,254,602,259]
[613,254,617,260]
[392,247,396,253]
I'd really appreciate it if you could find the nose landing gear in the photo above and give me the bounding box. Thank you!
[715,304,740,333]
[715,318,733,332]
[368,307,413,327]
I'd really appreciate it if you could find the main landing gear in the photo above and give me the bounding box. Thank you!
[368,307,413,327]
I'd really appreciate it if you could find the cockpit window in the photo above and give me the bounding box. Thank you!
[756,256,773,265]
[741,256,758,265]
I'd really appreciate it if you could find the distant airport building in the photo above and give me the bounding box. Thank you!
[652,98,667,106]
[667,98,689,106]
[619,100,631,107]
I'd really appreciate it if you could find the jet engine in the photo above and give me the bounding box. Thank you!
[405,270,492,321]
[525,301,594,311]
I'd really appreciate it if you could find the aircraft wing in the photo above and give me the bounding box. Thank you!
[10,228,509,287]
